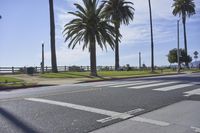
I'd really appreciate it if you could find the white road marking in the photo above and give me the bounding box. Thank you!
[153,84,193,91]
[128,81,178,89]
[25,98,144,123]
[131,117,170,126]
[25,98,122,117]
[97,108,144,123]
[111,81,158,88]
[95,81,139,87]
[191,126,200,133]
[184,88,200,97]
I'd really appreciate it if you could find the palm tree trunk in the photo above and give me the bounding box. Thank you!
[148,0,154,72]
[49,0,58,73]
[115,23,120,71]
[90,41,97,77]
[182,17,189,68]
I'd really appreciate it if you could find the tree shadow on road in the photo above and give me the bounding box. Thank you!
[0,107,39,133]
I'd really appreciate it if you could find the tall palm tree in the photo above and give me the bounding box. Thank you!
[102,0,134,70]
[172,0,195,68]
[148,0,154,72]
[49,0,58,73]
[63,0,116,76]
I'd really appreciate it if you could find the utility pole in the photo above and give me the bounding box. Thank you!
[148,0,154,73]
[139,52,141,69]
[41,42,45,74]
[177,20,180,73]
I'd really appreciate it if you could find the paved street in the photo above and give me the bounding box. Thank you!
[0,73,200,133]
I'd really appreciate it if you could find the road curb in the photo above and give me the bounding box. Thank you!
[76,73,185,84]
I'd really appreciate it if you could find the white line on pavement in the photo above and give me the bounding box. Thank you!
[95,81,139,87]
[110,81,157,88]
[128,81,177,89]
[25,98,122,117]
[153,84,193,91]
[131,117,170,126]
[25,98,144,123]
[184,88,200,97]
[97,108,144,123]
[191,126,200,133]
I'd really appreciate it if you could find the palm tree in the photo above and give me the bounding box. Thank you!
[102,0,134,70]
[49,0,58,73]
[63,0,116,76]
[172,0,195,68]
[148,0,154,72]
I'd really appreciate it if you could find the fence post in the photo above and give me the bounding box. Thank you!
[12,67,14,74]
[65,66,67,71]
[24,66,26,74]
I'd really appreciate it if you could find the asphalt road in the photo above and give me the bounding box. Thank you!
[0,73,199,133]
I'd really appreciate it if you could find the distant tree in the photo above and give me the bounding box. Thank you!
[63,0,116,76]
[172,0,196,68]
[194,51,198,61]
[49,0,58,73]
[102,0,134,70]
[168,48,192,64]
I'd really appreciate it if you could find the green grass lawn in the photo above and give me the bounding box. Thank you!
[0,76,35,89]
[40,68,200,79]
[0,76,22,83]
[40,69,174,79]
[41,72,92,78]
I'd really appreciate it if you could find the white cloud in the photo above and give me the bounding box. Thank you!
[45,44,90,66]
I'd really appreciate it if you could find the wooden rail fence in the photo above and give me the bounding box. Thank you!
[0,66,118,74]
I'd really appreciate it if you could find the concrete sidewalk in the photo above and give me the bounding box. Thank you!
[91,100,200,133]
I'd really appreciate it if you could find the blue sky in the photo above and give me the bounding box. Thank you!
[0,0,200,67]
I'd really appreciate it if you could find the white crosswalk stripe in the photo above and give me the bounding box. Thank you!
[95,81,140,87]
[153,84,193,91]
[92,80,198,95]
[184,88,200,96]
[111,81,160,88]
[128,81,178,89]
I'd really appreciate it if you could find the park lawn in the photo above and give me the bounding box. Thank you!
[189,68,200,72]
[0,76,36,89]
[0,76,23,83]
[40,70,168,79]
[41,72,91,78]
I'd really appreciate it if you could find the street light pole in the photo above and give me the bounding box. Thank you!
[139,52,141,69]
[148,0,154,73]
[41,42,45,74]
[177,20,180,73]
